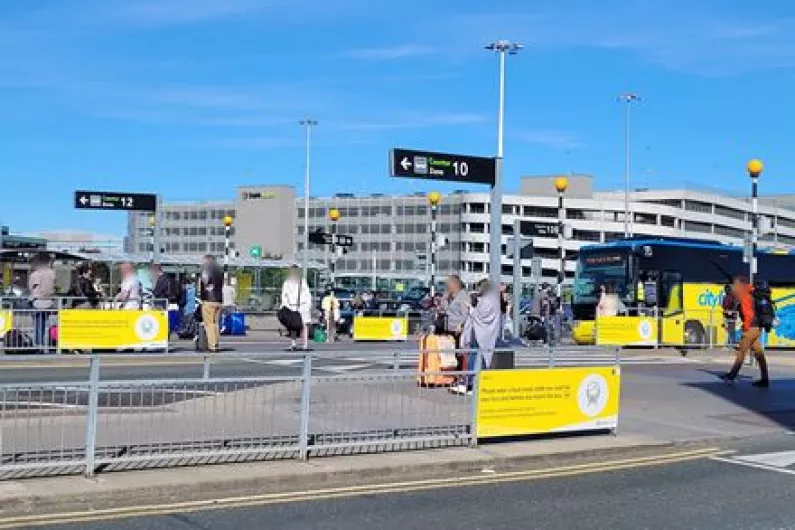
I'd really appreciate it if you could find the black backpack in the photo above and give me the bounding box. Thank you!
[753,282,777,332]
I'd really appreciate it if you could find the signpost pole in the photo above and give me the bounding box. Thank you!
[512,219,521,338]
[300,119,317,281]
[328,209,340,287]
[428,192,441,296]
[223,216,233,281]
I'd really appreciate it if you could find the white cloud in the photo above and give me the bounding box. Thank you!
[338,112,487,131]
[345,44,436,61]
[515,130,584,150]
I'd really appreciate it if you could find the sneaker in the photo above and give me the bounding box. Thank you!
[752,379,770,388]
[449,384,467,395]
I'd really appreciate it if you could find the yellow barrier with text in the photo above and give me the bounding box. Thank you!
[476,366,621,438]
[0,311,12,335]
[596,316,658,346]
[352,316,408,341]
[59,310,169,350]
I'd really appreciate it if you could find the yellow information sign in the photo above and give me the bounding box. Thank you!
[0,311,12,336]
[352,316,408,341]
[476,367,621,438]
[59,310,169,350]
[596,316,658,346]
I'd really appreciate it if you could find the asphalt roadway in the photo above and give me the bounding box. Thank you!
[23,434,795,530]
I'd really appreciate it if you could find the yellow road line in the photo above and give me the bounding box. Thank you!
[0,447,730,528]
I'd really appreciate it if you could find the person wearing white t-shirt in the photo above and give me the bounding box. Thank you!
[115,262,141,310]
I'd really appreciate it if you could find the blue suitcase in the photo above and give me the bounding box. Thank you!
[222,312,246,336]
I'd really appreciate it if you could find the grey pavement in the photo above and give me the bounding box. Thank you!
[21,434,795,530]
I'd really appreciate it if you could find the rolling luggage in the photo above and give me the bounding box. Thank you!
[195,324,209,352]
[417,334,457,387]
[177,314,198,340]
[2,330,33,355]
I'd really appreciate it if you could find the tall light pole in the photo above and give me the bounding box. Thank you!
[427,191,442,296]
[555,176,568,299]
[485,40,522,286]
[300,119,318,280]
[328,208,340,287]
[747,159,764,286]
[147,215,156,263]
[223,215,234,281]
[619,92,640,238]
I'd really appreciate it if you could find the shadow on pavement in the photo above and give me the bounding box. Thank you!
[684,369,795,431]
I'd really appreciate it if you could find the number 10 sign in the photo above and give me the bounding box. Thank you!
[389,148,496,186]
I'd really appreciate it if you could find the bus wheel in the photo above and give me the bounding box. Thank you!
[684,321,706,348]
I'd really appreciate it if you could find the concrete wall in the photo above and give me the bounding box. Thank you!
[520,174,594,198]
[234,185,296,260]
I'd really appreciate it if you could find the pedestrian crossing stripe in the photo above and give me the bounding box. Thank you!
[712,450,795,476]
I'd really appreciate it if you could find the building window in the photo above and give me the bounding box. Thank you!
[777,217,795,230]
[634,213,657,225]
[684,221,712,233]
[469,223,486,233]
[502,204,515,215]
[416,224,428,234]
[715,206,745,221]
[714,226,745,238]
[523,206,557,218]
[604,232,624,242]
[416,206,428,216]
[573,229,601,242]
[661,216,676,228]
[469,203,486,214]
[685,201,712,214]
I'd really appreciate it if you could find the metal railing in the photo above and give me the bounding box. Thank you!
[0,346,620,480]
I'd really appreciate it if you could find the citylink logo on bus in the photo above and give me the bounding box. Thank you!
[696,289,725,308]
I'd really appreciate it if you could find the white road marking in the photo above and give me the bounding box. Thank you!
[733,450,795,468]
[712,455,795,476]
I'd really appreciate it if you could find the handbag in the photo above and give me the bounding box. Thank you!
[278,283,304,332]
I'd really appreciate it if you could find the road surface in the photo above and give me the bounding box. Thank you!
[25,434,795,530]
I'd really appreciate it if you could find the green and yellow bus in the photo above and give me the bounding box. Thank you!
[571,238,795,348]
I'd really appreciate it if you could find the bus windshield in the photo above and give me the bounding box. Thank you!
[573,251,631,306]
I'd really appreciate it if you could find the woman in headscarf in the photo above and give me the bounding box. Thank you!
[280,266,312,351]
[456,279,502,394]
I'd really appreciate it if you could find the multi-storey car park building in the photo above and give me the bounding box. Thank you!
[126,176,795,288]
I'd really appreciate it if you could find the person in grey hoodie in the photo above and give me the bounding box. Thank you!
[28,254,56,349]
[439,275,470,344]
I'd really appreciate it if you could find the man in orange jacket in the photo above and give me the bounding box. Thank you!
[721,275,770,387]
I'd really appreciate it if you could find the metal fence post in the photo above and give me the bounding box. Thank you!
[84,355,101,477]
[56,298,62,355]
[469,349,481,448]
[202,355,211,380]
[298,351,313,460]
[393,350,400,371]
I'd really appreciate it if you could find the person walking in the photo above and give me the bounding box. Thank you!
[721,275,770,388]
[279,266,312,351]
[199,255,224,353]
[28,254,56,350]
[321,288,339,343]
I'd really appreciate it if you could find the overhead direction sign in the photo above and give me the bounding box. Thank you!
[74,191,157,213]
[308,230,353,247]
[390,148,496,186]
[520,221,558,238]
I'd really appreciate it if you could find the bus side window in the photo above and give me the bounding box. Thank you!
[660,271,683,315]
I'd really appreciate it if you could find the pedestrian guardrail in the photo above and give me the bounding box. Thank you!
[0,346,621,480]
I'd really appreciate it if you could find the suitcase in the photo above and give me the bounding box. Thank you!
[417,334,457,387]
[195,325,209,352]
[228,312,246,336]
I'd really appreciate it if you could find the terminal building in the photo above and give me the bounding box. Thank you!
[125,176,795,288]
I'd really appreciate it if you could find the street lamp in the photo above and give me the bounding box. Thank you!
[485,40,522,285]
[554,177,568,299]
[747,159,764,285]
[619,92,641,238]
[427,191,442,296]
[223,215,234,281]
[300,119,318,281]
[147,215,156,263]
[328,208,340,287]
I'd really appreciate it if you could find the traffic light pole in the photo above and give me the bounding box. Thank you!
[512,219,521,338]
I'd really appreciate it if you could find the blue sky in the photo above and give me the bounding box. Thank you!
[3,0,795,235]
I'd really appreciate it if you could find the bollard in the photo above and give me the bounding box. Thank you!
[469,349,482,448]
[202,355,211,380]
[84,355,101,477]
[298,351,313,460]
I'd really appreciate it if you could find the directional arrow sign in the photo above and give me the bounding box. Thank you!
[389,148,496,186]
[74,191,157,213]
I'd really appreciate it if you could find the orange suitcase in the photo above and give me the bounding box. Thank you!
[418,334,457,387]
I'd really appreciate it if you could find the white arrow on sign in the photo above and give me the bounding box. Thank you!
[79,196,88,205]
[400,157,412,171]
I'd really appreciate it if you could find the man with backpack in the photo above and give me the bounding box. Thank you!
[721,275,772,388]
